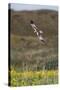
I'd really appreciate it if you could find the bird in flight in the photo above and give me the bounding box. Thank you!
[30,20,47,45]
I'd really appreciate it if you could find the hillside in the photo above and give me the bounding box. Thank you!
[10,9,58,71]
[10,10,58,37]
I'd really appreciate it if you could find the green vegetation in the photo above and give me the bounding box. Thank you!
[10,68,58,86]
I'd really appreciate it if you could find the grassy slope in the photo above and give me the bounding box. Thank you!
[10,10,58,36]
[10,10,58,71]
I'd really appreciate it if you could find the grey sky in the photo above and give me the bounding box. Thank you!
[10,3,58,11]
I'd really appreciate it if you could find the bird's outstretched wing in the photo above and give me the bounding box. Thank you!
[30,23,47,45]
[30,23,38,33]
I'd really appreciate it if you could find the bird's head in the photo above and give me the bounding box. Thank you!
[30,20,34,24]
